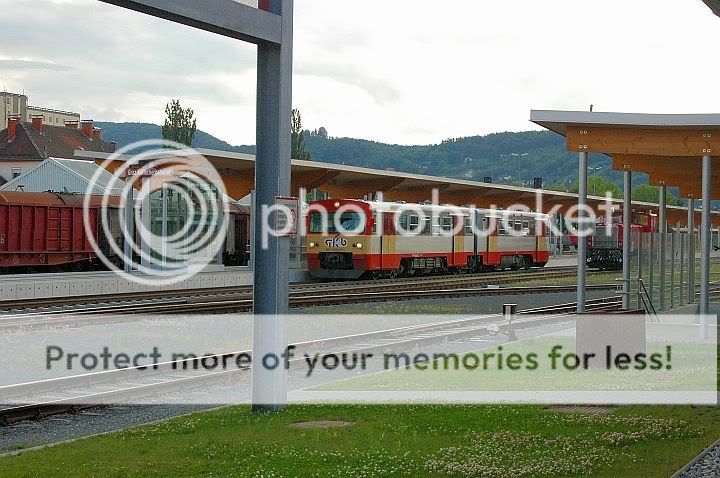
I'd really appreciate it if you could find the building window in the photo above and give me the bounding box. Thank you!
[12,168,21,179]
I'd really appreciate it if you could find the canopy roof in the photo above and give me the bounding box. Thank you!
[76,148,718,226]
[531,110,720,200]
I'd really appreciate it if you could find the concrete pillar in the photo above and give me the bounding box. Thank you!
[688,198,696,304]
[622,171,632,309]
[658,185,667,310]
[577,152,588,313]
[252,0,294,411]
[700,156,712,324]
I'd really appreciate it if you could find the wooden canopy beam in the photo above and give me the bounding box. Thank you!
[568,126,718,157]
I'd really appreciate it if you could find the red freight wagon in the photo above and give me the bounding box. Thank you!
[0,191,250,272]
[0,191,107,268]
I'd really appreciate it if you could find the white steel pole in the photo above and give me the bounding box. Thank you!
[577,152,588,313]
[688,198,696,304]
[700,156,712,326]
[252,0,293,412]
[622,171,632,309]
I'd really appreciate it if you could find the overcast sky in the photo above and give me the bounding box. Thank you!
[2,0,719,146]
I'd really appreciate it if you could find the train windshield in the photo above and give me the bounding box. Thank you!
[309,211,366,234]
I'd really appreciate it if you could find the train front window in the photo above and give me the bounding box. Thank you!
[309,212,365,233]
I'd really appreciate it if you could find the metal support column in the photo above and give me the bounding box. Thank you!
[658,185,667,310]
[670,227,676,308]
[252,0,294,412]
[649,232,654,304]
[249,190,255,270]
[700,155,712,322]
[296,187,306,269]
[140,178,152,269]
[688,199,696,304]
[162,184,168,269]
[215,188,224,266]
[622,171,632,309]
[637,234,643,309]
[577,152,588,313]
[680,224,685,306]
[124,180,134,273]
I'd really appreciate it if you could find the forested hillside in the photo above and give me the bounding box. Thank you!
[96,122,620,188]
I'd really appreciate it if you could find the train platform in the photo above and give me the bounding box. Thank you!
[545,255,578,268]
[0,257,576,302]
[0,267,308,301]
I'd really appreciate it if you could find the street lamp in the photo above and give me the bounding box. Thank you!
[588,166,603,196]
[507,153,529,183]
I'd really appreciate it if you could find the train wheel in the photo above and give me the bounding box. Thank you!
[388,265,404,279]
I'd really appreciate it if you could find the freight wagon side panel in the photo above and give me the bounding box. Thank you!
[0,204,98,267]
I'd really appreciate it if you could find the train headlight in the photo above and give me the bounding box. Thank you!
[309,242,317,248]
[334,201,341,208]
[354,242,363,249]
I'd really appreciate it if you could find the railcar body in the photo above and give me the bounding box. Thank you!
[0,192,249,272]
[307,199,550,280]
[0,191,109,269]
[585,211,656,270]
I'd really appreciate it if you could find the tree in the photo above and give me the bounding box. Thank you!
[632,184,682,206]
[162,99,197,147]
[587,176,622,198]
[291,108,311,160]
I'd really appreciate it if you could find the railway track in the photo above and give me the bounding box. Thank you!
[0,296,622,425]
[0,284,619,327]
[0,266,613,316]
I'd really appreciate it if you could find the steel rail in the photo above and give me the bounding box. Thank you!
[0,266,600,313]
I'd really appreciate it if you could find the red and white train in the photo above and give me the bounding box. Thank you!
[306,199,550,280]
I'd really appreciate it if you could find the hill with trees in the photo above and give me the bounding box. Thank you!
[96,121,680,202]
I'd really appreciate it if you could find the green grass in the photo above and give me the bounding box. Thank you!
[313,337,716,392]
[1,404,718,478]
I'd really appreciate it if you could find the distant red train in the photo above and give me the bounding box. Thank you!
[0,191,249,272]
[569,210,656,270]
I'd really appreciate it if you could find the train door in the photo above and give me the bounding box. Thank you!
[451,214,462,267]
[472,211,487,269]
[487,215,501,267]
[381,212,396,270]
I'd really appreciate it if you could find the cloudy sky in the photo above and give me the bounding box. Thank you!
[2,0,719,146]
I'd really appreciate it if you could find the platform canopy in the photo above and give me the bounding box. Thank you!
[76,148,719,226]
[531,110,720,201]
